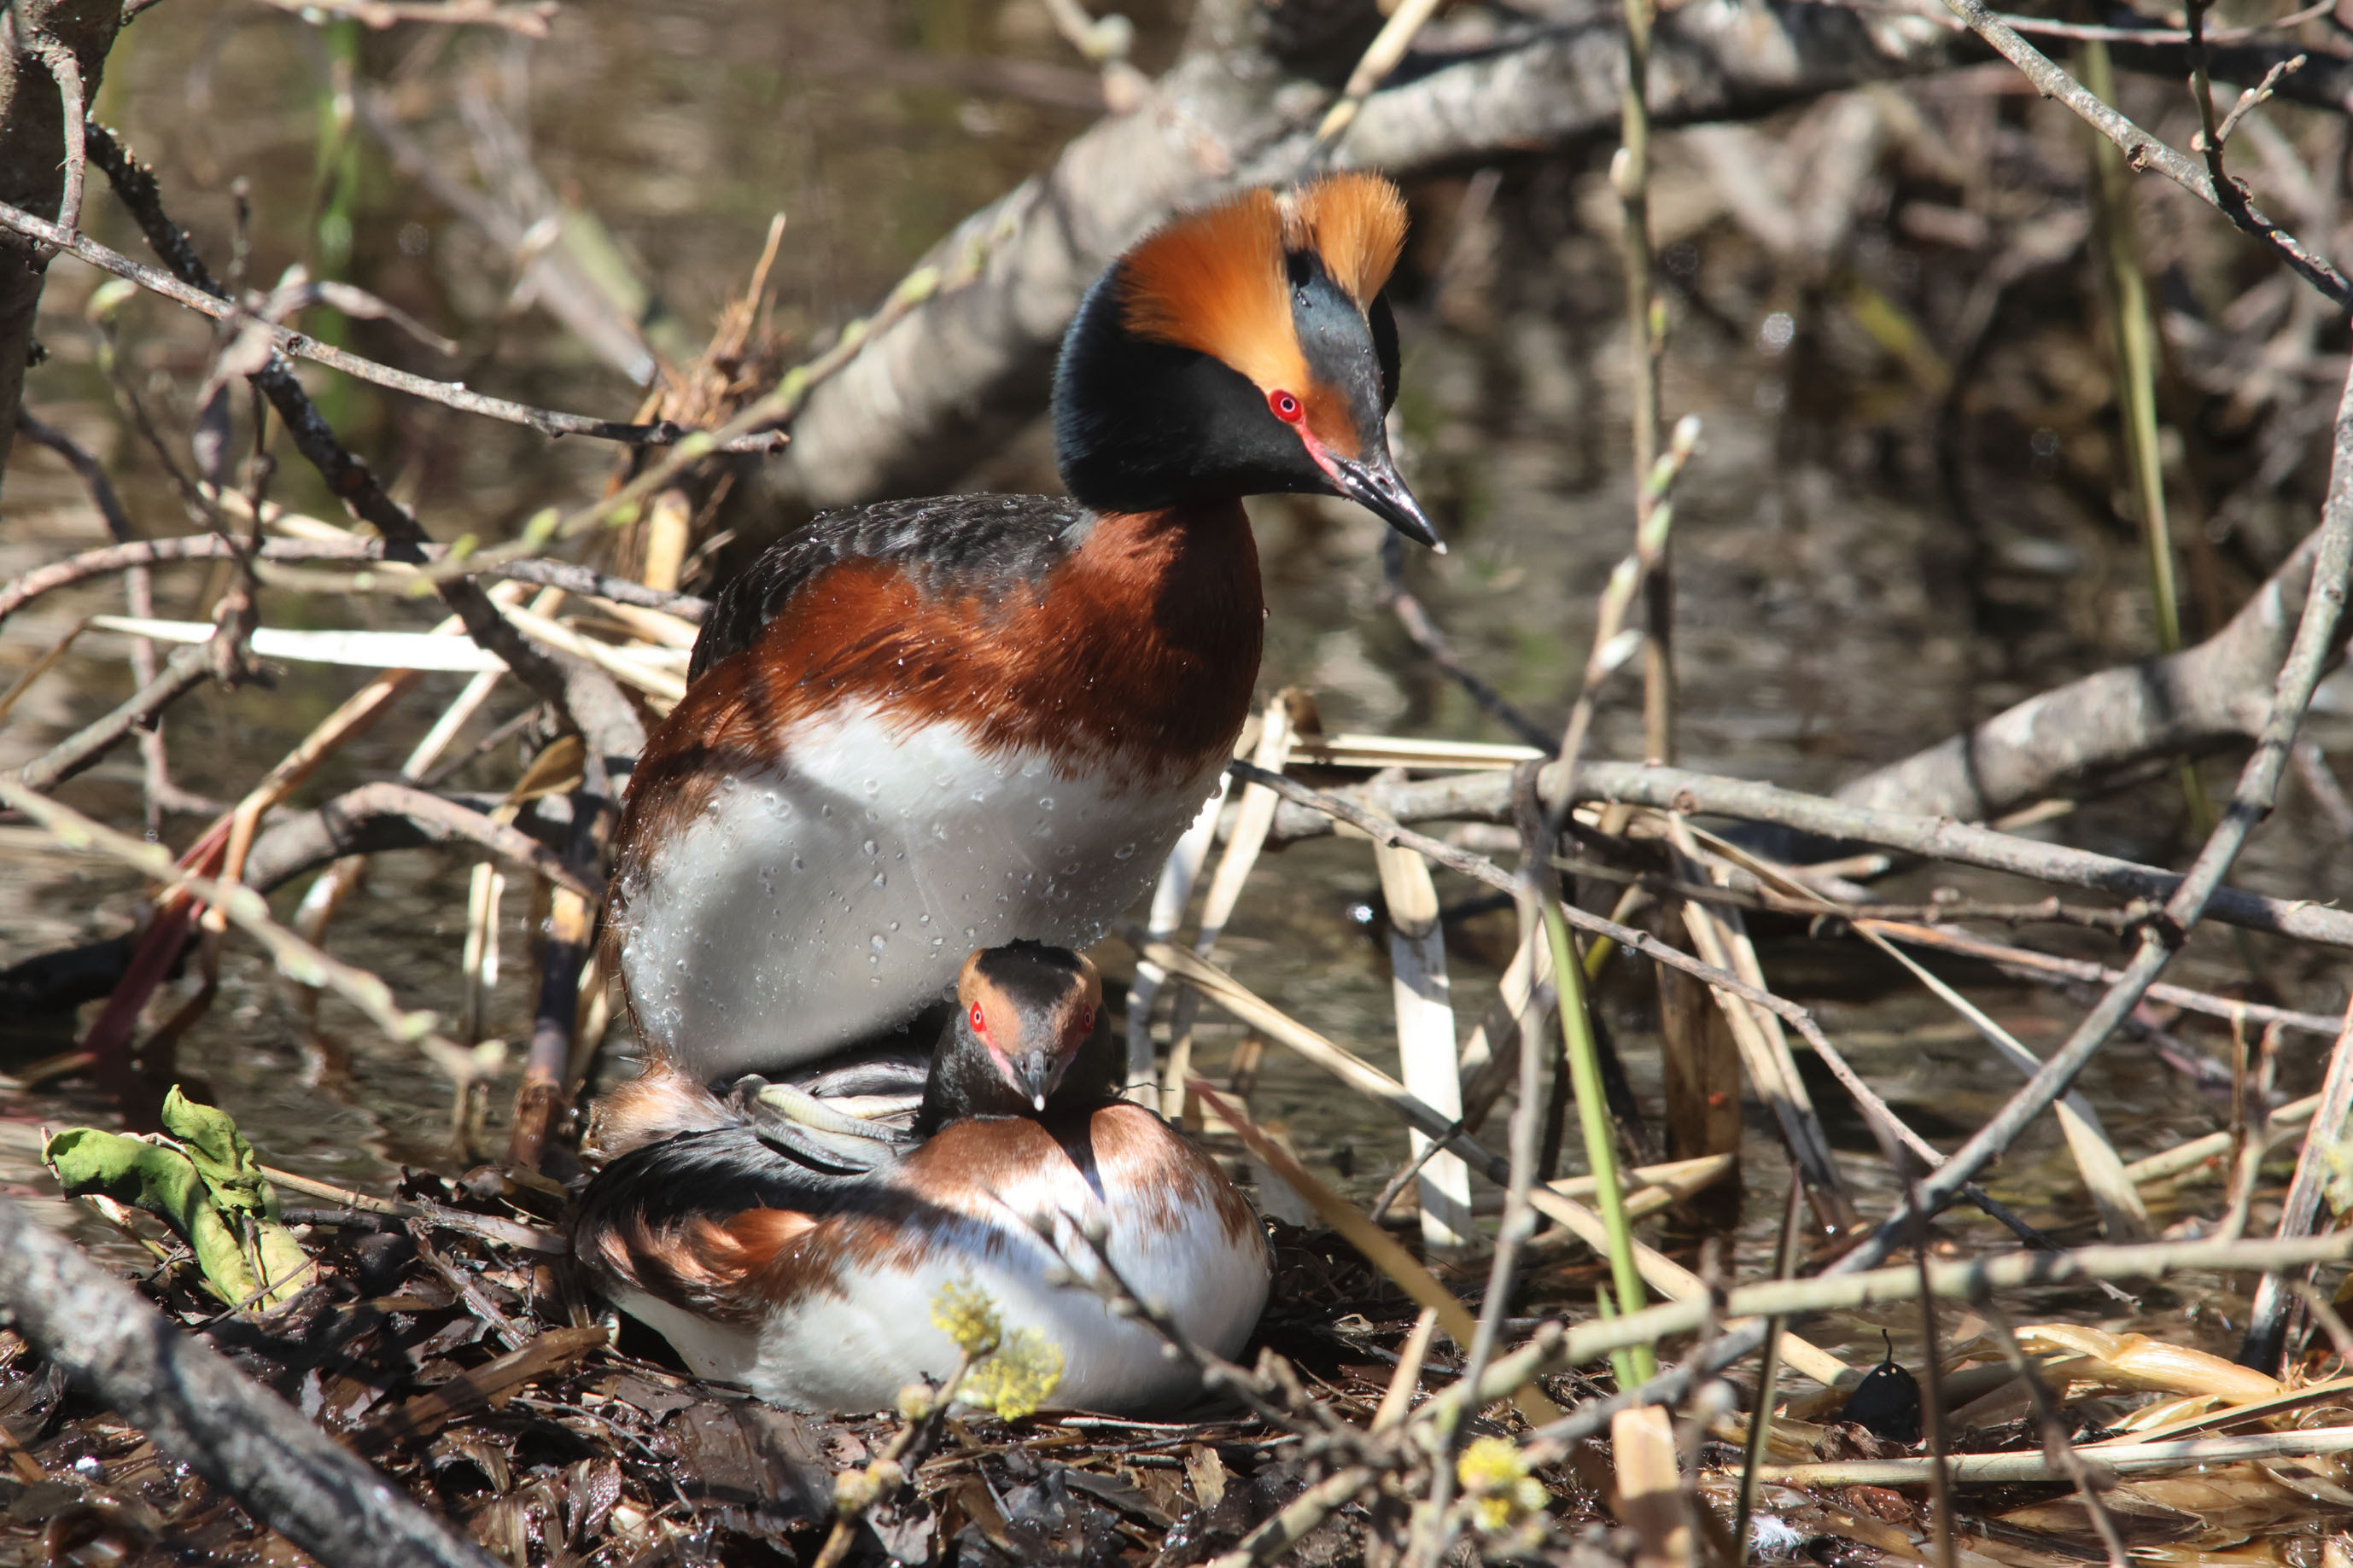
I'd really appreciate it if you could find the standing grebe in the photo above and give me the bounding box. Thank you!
[610,174,1432,1079]
[575,944,1270,1415]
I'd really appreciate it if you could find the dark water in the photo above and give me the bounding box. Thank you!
[7,0,2353,1487]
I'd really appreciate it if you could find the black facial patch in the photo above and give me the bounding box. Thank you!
[1055,261,1334,512]
[1284,251,1387,452]
[1369,292,1400,413]
[969,940,1091,1016]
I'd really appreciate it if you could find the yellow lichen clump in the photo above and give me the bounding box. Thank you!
[1457,1436,1549,1547]
[930,1279,1064,1420]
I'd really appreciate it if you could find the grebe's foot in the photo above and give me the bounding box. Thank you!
[728,1075,908,1174]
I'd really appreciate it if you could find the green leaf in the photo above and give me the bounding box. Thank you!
[161,1084,283,1222]
[45,1089,313,1310]
[44,1127,260,1308]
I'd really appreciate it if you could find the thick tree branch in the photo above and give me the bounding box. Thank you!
[760,0,2335,511]
[0,0,120,491]
[1835,528,2343,820]
[1263,759,2353,947]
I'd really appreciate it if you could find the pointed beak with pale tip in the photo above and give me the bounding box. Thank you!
[1014,1050,1055,1112]
[1328,449,1442,552]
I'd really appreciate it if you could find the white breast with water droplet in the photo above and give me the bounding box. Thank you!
[619,702,1221,1079]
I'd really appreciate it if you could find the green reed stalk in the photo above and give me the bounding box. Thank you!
[1542,890,1654,1385]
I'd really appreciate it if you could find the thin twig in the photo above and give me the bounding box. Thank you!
[0,197,779,452]
[1266,761,2353,949]
[1857,920,2344,1039]
[6,642,213,794]
[1616,0,1673,767]
[1304,0,1445,166]
[1851,353,2353,1256]
[0,776,469,1063]
[1731,1179,1803,1568]
[253,0,558,35]
[1378,550,1554,751]
[83,122,646,778]
[0,533,707,626]
[1932,0,2352,309]
[13,20,85,259]
[2239,1000,2353,1372]
[1974,1298,2130,1568]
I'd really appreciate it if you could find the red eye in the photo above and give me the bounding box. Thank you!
[1077,1010,1096,1035]
[1269,390,1303,423]
[969,1003,986,1036]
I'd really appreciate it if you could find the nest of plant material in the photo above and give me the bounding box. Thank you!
[0,1159,1629,1567]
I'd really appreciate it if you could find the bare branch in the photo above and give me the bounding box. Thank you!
[1263,761,2353,949]
[5,640,212,793]
[1854,346,2353,1256]
[253,0,557,36]
[1835,528,2345,821]
[0,533,707,626]
[1934,0,2350,308]
[0,193,782,452]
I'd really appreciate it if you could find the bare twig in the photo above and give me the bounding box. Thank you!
[2239,1000,2353,1372]
[1732,1180,1804,1568]
[2295,740,2353,839]
[0,776,474,1065]
[1974,1299,2129,1568]
[1378,551,1554,751]
[1304,0,1446,166]
[1857,920,2344,1038]
[253,0,558,35]
[6,641,213,794]
[0,533,707,626]
[1264,761,2353,949]
[1854,350,2353,1260]
[1931,0,2352,309]
[12,20,84,259]
[0,196,779,452]
[83,122,646,781]
[13,408,188,826]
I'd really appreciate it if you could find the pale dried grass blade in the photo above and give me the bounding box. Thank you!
[1859,925,2152,1241]
[1373,1307,1439,1431]
[1612,1405,1692,1568]
[1126,775,1228,1110]
[1754,1428,2353,1486]
[1672,873,1852,1227]
[498,602,686,704]
[459,863,505,1046]
[2017,1324,2281,1405]
[1457,922,1554,1131]
[1164,694,1296,1115]
[89,615,509,673]
[2128,1093,2320,1186]
[1287,732,1544,771]
[1188,1075,1559,1425]
[1141,936,1854,1386]
[1374,839,1471,1253]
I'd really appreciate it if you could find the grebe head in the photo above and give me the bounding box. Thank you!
[1052,172,1439,551]
[924,941,1115,1125]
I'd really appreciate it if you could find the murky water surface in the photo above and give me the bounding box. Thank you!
[7,3,2353,1545]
